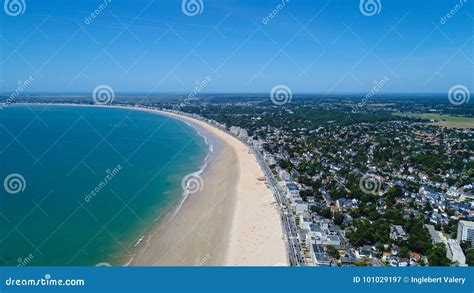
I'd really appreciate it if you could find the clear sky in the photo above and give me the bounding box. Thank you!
[1,0,473,94]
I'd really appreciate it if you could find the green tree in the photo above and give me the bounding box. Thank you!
[320,208,333,219]
[326,245,340,259]
[333,212,344,225]
[427,243,451,266]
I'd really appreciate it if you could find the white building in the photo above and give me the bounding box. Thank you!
[229,126,248,139]
[457,220,474,246]
[446,239,466,266]
[292,201,309,215]
[425,224,443,244]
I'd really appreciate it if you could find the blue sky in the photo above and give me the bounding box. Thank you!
[0,0,473,94]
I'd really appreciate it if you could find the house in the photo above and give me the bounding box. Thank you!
[398,258,409,267]
[323,235,341,247]
[390,225,408,241]
[357,245,375,259]
[340,256,357,266]
[312,244,331,266]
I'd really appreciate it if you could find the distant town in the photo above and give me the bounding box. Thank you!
[3,94,474,267]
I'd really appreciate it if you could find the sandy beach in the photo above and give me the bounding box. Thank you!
[130,109,288,266]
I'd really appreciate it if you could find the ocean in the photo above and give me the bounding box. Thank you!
[0,105,208,266]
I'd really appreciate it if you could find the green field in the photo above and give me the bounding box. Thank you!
[394,112,474,129]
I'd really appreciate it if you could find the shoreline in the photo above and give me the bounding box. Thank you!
[149,110,288,266]
[11,103,288,266]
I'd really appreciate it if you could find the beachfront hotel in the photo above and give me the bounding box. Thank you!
[457,220,474,246]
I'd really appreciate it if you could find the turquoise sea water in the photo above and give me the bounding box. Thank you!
[0,105,208,266]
